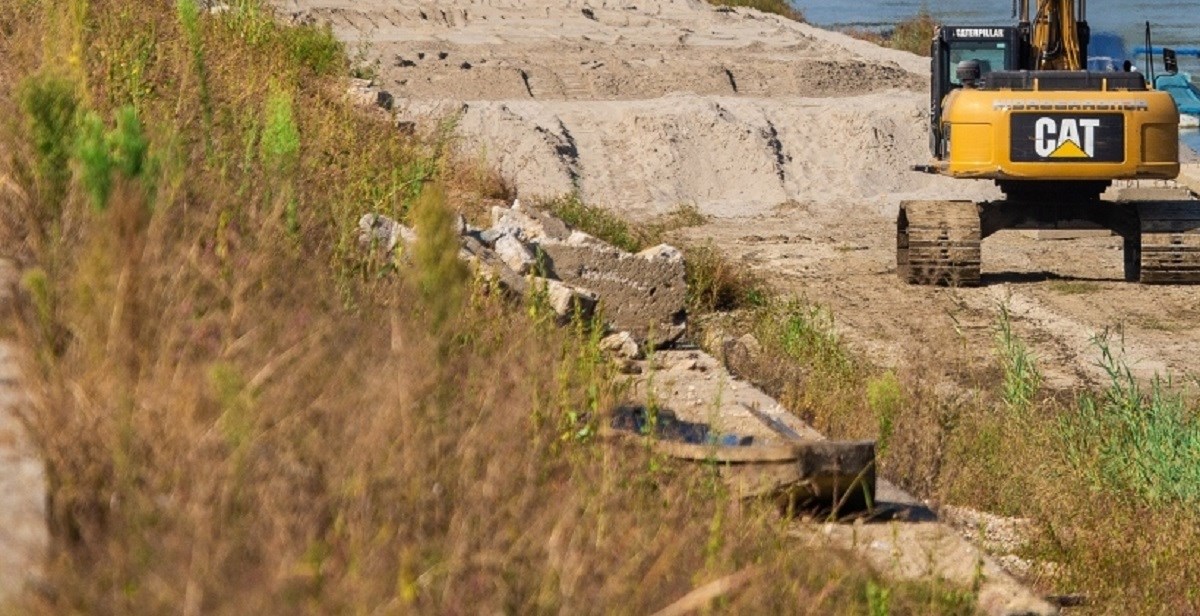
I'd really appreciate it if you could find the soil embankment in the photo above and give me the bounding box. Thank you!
[278,0,999,219]
[279,0,1200,396]
[276,0,1200,605]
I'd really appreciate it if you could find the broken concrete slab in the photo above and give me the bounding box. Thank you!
[799,522,1058,616]
[533,277,598,324]
[358,204,688,348]
[600,330,641,359]
[490,204,570,242]
[536,235,687,347]
[460,235,528,296]
[637,243,684,264]
[493,233,536,275]
[358,213,415,256]
[627,348,1056,616]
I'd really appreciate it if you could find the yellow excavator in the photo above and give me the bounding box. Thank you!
[899,0,1200,284]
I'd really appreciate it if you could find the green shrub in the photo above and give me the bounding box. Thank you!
[762,300,855,380]
[994,304,1041,415]
[845,11,938,57]
[867,372,902,456]
[259,87,301,174]
[888,10,938,56]
[285,22,343,75]
[16,73,79,215]
[1063,339,1200,505]
[542,193,643,252]
[74,106,154,210]
[685,242,767,314]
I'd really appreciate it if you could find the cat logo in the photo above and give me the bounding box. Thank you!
[1010,113,1123,163]
[1034,117,1100,158]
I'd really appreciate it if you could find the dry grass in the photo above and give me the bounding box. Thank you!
[705,0,804,22]
[695,273,1200,611]
[0,0,968,613]
[846,11,938,57]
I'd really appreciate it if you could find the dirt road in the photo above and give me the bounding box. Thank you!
[275,0,1200,396]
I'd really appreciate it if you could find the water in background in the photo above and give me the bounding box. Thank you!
[795,0,1200,152]
[795,0,1200,54]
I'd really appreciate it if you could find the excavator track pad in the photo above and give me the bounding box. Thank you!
[896,201,982,286]
[1135,202,1200,284]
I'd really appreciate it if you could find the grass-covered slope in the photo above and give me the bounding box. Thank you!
[0,1,966,613]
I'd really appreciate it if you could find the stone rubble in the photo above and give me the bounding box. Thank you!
[359,199,688,351]
[347,78,395,111]
[536,277,599,325]
[599,331,641,360]
[357,213,414,257]
[492,233,536,275]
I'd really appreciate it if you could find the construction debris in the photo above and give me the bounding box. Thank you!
[492,233,537,274]
[357,213,414,257]
[535,277,598,324]
[359,200,687,350]
[600,331,641,359]
[538,233,687,347]
[347,78,395,111]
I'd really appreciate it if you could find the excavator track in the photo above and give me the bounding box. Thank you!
[1135,202,1200,284]
[896,201,981,286]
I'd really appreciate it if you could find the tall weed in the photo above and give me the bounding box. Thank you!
[176,0,214,145]
[15,73,78,224]
[995,303,1041,415]
[1063,337,1200,505]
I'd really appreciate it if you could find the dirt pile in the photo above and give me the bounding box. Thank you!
[280,0,994,218]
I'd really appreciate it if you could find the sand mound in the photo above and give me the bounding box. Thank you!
[280,0,999,217]
[422,92,990,219]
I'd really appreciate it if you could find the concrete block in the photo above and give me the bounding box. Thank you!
[535,277,598,324]
[792,440,876,507]
[535,237,687,347]
[358,213,415,256]
[489,205,570,242]
[493,233,536,275]
[460,235,528,296]
[347,79,394,110]
[600,331,641,359]
[637,243,684,264]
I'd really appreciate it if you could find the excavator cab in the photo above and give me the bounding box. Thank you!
[929,27,1023,158]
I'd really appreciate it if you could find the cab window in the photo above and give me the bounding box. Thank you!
[948,42,1008,85]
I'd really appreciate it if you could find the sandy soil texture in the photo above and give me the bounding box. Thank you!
[0,261,44,604]
[277,0,1200,397]
[278,0,999,218]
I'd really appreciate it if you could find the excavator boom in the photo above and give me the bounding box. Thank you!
[1025,0,1085,70]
